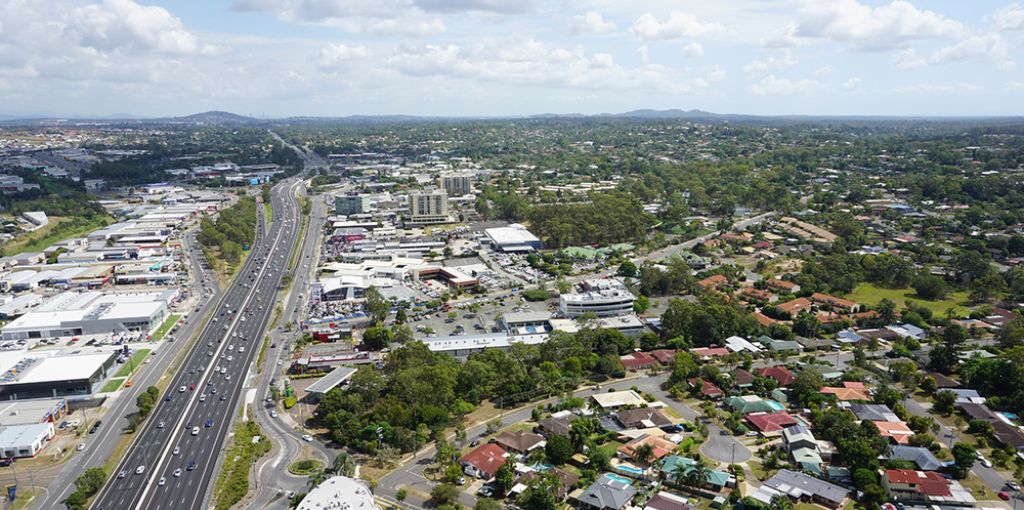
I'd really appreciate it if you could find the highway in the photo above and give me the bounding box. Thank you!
[91,179,303,510]
[32,228,224,510]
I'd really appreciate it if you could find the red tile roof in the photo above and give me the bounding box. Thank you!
[621,351,657,370]
[459,443,507,478]
[810,293,859,311]
[752,311,779,327]
[777,297,812,315]
[746,412,799,433]
[692,347,730,358]
[756,366,797,386]
[884,469,952,497]
[651,349,679,365]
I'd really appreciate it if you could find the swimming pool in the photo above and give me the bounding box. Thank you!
[616,465,645,476]
[604,473,634,484]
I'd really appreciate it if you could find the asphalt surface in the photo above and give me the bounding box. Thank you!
[91,179,303,510]
[32,230,224,510]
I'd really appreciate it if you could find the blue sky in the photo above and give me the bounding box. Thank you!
[1,0,1023,117]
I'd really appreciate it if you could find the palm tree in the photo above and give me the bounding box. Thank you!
[632,443,654,466]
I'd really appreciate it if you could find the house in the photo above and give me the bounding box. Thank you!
[575,475,637,510]
[725,395,784,415]
[948,388,985,405]
[751,469,850,509]
[836,329,866,344]
[847,403,901,423]
[810,293,860,313]
[957,403,1024,450]
[782,425,822,474]
[688,378,724,399]
[764,338,802,353]
[873,421,914,445]
[651,349,679,365]
[644,491,699,510]
[493,430,545,454]
[618,434,677,465]
[765,279,801,294]
[746,412,800,436]
[660,455,733,490]
[621,351,657,371]
[459,443,507,479]
[725,336,762,353]
[516,467,579,500]
[616,408,673,429]
[752,311,780,327]
[777,298,813,318]
[739,287,777,304]
[927,372,959,389]
[820,382,870,401]
[592,390,647,410]
[756,366,796,386]
[882,469,975,505]
[730,369,756,388]
[888,445,948,471]
[538,412,574,438]
[885,323,926,340]
[692,347,730,360]
[696,274,729,292]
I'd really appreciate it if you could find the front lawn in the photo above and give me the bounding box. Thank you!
[845,283,971,316]
[114,349,151,378]
[151,314,181,342]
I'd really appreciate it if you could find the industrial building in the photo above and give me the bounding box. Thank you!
[0,290,174,341]
[0,351,117,400]
[484,224,542,252]
[0,422,54,459]
[296,476,379,510]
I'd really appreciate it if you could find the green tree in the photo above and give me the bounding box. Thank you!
[361,326,393,350]
[494,461,516,494]
[617,260,638,278]
[364,287,390,325]
[951,442,976,479]
[544,434,574,465]
[933,390,957,415]
[430,484,459,505]
[912,274,949,300]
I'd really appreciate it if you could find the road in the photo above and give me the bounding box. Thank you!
[376,372,750,509]
[248,186,333,510]
[91,179,304,510]
[31,225,224,510]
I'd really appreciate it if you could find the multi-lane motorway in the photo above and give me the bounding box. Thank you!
[92,178,303,510]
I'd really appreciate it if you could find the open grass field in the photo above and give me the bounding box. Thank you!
[2,215,112,256]
[846,282,972,316]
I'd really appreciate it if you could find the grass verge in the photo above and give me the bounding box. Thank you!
[101,378,125,393]
[150,314,181,342]
[213,420,271,510]
[264,202,272,223]
[3,215,112,256]
[257,335,270,375]
[114,349,151,378]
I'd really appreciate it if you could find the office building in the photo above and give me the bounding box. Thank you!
[334,194,371,216]
[439,173,472,196]
[406,189,450,225]
[559,279,636,318]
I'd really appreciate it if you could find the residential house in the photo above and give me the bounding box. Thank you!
[725,395,783,415]
[777,298,813,318]
[887,445,948,471]
[616,408,673,429]
[575,475,637,510]
[618,434,677,465]
[651,350,679,366]
[764,338,802,353]
[836,329,865,345]
[644,492,699,510]
[621,351,657,371]
[873,421,914,445]
[516,467,579,500]
[538,411,574,438]
[696,275,729,292]
[688,378,724,400]
[756,366,797,386]
[591,390,647,410]
[729,369,756,389]
[782,425,822,474]
[459,443,507,479]
[752,311,780,327]
[882,469,975,505]
[493,430,545,454]
[957,403,1024,450]
[765,279,801,294]
[746,412,800,436]
[810,293,860,313]
[751,469,850,509]
[948,389,985,405]
[847,403,901,423]
[739,287,777,304]
[885,323,926,340]
[725,336,762,353]
[660,455,733,491]
[692,347,730,360]
[820,382,870,401]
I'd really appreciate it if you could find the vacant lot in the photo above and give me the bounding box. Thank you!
[846,283,971,315]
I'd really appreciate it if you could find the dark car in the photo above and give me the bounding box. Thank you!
[89,420,102,434]
[186,460,196,471]
[205,419,214,428]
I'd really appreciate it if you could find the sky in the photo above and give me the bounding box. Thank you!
[1,0,1024,118]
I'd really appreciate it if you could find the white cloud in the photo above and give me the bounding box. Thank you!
[570,11,616,35]
[892,48,927,69]
[841,77,862,92]
[1008,81,1024,91]
[893,82,981,94]
[681,42,703,58]
[413,0,538,14]
[989,3,1024,31]
[66,0,207,55]
[813,65,834,76]
[315,43,370,72]
[743,51,797,76]
[748,74,820,96]
[630,12,725,40]
[929,33,1014,70]
[761,23,801,48]
[231,0,446,35]
[795,0,965,50]
[638,45,649,65]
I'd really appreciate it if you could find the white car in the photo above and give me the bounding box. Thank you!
[136,465,146,475]
[158,477,166,486]
[178,386,186,393]
[302,434,313,442]
[173,446,180,455]
[191,427,200,436]
[76,443,85,451]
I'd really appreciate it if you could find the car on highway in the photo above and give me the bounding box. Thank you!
[270,410,278,418]
[158,421,165,428]
[135,465,145,475]
[117,470,127,479]
[220,394,226,401]
[199,394,206,402]
[89,421,101,434]
[187,460,196,471]
[982,458,993,468]
[158,476,166,486]
[173,446,180,455]
[174,468,182,478]
[205,418,214,427]
[999,492,1010,501]
[191,426,200,436]
[77,443,85,451]
[178,386,186,393]
[302,434,313,442]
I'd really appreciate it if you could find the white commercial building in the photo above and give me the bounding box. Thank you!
[406,188,450,225]
[484,224,542,252]
[0,422,54,459]
[559,279,636,318]
[423,332,549,358]
[296,476,380,510]
[0,290,172,341]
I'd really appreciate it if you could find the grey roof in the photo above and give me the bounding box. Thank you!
[888,445,948,471]
[762,469,850,506]
[847,403,900,422]
[305,366,357,394]
[577,476,636,510]
[766,339,803,351]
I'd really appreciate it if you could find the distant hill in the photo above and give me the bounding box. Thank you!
[171,111,254,124]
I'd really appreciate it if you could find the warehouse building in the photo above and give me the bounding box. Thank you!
[0,422,55,459]
[0,290,172,341]
[0,351,117,400]
[484,224,542,252]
